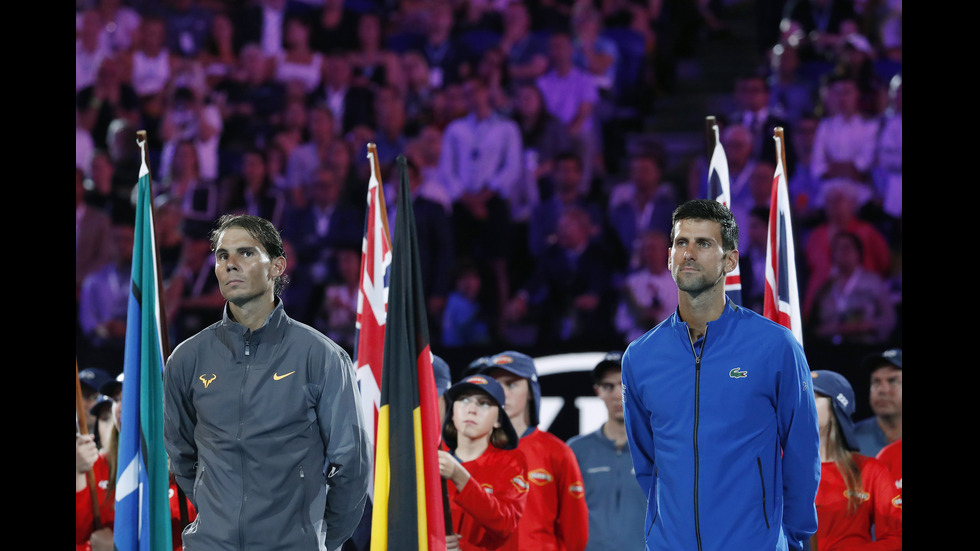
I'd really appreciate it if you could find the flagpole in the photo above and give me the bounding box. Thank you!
[704,115,718,159]
[367,143,391,239]
[135,131,172,360]
[75,359,102,529]
[774,127,787,176]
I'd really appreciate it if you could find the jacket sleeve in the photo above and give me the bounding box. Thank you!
[318,346,372,550]
[776,336,821,548]
[622,346,656,500]
[863,458,903,551]
[554,441,589,551]
[454,451,528,548]
[163,347,199,504]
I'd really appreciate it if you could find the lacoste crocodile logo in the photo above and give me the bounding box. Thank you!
[274,371,296,380]
[200,374,217,388]
[729,367,748,379]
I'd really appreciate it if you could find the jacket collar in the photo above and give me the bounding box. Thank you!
[219,297,288,341]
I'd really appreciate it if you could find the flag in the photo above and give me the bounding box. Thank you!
[370,155,447,551]
[355,145,392,460]
[763,135,804,345]
[706,123,743,305]
[114,138,173,551]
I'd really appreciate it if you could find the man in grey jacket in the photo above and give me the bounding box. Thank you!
[164,214,371,550]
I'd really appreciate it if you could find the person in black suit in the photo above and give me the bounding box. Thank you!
[729,71,796,171]
[307,51,376,135]
[280,166,363,323]
[504,205,619,349]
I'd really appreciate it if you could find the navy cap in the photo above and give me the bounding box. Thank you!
[593,351,624,382]
[862,348,902,372]
[432,355,452,397]
[811,370,859,450]
[89,395,114,417]
[100,372,124,399]
[443,374,519,451]
[463,355,492,377]
[79,368,115,395]
[481,351,541,427]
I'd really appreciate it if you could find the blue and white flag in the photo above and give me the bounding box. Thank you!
[115,138,173,551]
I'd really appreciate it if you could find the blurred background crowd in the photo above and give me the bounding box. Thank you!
[76,0,902,411]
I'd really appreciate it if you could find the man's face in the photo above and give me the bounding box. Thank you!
[669,219,736,296]
[595,369,624,423]
[869,365,902,417]
[488,369,529,424]
[213,227,284,307]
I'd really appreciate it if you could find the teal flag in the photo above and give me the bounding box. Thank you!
[114,138,173,551]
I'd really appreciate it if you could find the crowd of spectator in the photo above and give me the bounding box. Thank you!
[76,0,902,379]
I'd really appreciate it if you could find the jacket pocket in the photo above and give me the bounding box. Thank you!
[756,457,770,530]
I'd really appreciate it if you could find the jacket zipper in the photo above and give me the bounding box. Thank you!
[238,330,251,550]
[691,327,706,551]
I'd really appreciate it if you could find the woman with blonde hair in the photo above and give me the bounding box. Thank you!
[810,370,902,550]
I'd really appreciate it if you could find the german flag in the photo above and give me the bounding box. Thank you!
[371,155,447,551]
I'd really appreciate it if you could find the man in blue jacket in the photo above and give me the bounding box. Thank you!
[622,199,819,550]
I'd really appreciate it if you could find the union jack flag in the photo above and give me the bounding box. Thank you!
[763,135,803,345]
[706,123,742,305]
[355,145,392,462]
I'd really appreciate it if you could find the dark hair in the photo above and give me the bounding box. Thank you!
[670,199,739,252]
[592,357,623,384]
[210,214,290,294]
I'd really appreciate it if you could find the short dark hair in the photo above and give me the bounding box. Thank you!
[670,199,739,252]
[210,214,290,295]
[592,351,623,384]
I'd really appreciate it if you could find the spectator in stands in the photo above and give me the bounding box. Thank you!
[284,103,337,207]
[77,168,115,301]
[802,178,891,318]
[780,0,858,64]
[309,51,375,136]
[498,1,549,88]
[810,74,879,193]
[608,146,680,270]
[87,0,142,55]
[273,14,323,96]
[511,82,578,199]
[163,0,214,60]
[415,0,474,87]
[729,71,795,170]
[76,9,113,93]
[766,41,817,126]
[505,206,618,348]
[807,231,896,347]
[310,0,361,55]
[536,30,600,190]
[527,152,604,258]
[438,75,522,327]
[615,229,678,343]
[78,223,134,376]
[157,138,221,231]
[348,10,401,89]
[77,56,141,151]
